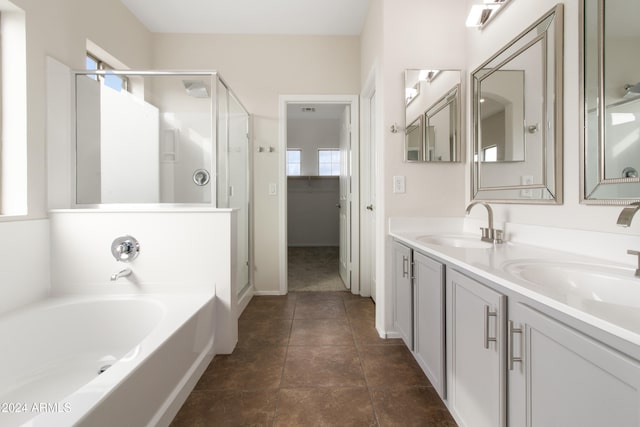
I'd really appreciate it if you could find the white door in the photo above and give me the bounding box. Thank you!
[338,105,350,289]
[361,92,377,300]
[368,93,377,301]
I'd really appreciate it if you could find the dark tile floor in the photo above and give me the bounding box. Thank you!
[170,291,457,426]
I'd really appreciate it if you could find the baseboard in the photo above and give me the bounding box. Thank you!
[237,284,254,317]
[254,290,288,296]
[287,244,339,247]
[382,329,402,340]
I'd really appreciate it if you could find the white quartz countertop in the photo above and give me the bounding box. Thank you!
[389,217,640,356]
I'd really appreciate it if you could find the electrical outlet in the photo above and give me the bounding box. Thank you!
[520,175,533,197]
[393,176,406,194]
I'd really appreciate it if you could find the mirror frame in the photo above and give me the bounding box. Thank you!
[424,84,461,162]
[404,69,463,163]
[471,4,564,204]
[404,115,424,162]
[579,0,640,205]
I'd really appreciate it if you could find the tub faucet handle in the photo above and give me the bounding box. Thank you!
[111,235,140,262]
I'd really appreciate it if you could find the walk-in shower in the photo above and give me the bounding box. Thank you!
[73,70,251,295]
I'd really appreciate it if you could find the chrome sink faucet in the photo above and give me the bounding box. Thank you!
[466,201,504,244]
[110,268,132,281]
[616,202,640,277]
[616,201,640,227]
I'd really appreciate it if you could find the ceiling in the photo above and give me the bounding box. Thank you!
[287,104,347,120]
[119,0,371,35]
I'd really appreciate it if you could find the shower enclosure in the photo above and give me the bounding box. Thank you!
[74,71,251,295]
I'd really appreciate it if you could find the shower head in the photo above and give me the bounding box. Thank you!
[182,80,209,98]
[624,82,640,99]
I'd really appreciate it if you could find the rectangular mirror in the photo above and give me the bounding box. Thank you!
[405,116,424,162]
[580,0,640,204]
[471,4,564,203]
[405,69,462,162]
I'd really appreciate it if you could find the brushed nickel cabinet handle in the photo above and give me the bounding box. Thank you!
[509,320,523,370]
[484,305,498,349]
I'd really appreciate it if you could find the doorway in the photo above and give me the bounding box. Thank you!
[278,95,359,294]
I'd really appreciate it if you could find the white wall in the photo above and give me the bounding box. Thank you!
[0,220,50,315]
[361,0,468,335]
[152,34,361,293]
[49,209,238,353]
[287,178,340,246]
[286,116,341,246]
[287,117,341,175]
[464,0,640,234]
[0,0,152,314]
[361,0,640,337]
[100,86,160,203]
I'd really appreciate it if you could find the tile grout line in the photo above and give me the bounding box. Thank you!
[344,294,382,426]
[272,294,297,425]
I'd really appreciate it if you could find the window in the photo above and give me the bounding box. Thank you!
[85,52,128,92]
[287,149,301,176]
[483,145,497,162]
[318,149,340,176]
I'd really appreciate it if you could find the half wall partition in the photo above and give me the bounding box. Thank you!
[73,71,251,295]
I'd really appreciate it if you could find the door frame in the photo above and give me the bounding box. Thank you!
[278,94,360,295]
[360,71,376,299]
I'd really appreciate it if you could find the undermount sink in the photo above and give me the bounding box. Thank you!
[504,260,640,331]
[416,234,493,249]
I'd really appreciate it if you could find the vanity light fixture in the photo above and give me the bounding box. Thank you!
[418,69,440,83]
[466,0,512,28]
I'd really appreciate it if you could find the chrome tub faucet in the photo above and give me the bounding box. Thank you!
[110,268,132,281]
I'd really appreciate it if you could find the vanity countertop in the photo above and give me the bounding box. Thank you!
[389,217,640,357]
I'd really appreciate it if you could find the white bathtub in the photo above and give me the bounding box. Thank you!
[0,293,215,427]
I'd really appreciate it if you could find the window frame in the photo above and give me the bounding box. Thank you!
[286,148,302,176]
[86,52,129,92]
[317,148,341,176]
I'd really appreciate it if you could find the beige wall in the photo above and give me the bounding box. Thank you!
[464,0,640,234]
[8,0,152,220]
[152,34,360,292]
[360,0,468,333]
[0,0,151,314]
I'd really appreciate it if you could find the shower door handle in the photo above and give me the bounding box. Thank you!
[193,169,211,186]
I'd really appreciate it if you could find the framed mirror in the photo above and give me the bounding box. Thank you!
[404,69,462,162]
[405,116,424,162]
[471,4,564,203]
[580,0,640,204]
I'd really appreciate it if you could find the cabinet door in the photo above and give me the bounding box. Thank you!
[447,269,506,427]
[509,303,640,427]
[413,251,445,398]
[392,241,413,349]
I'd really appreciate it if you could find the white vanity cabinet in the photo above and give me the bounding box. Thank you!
[508,302,640,427]
[392,240,413,349]
[413,251,446,398]
[446,269,507,427]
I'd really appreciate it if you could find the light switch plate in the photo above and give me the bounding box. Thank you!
[393,176,406,194]
[268,183,277,196]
